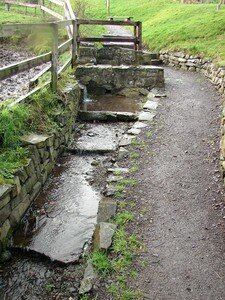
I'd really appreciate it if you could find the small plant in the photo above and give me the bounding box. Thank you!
[90,251,111,276]
[45,283,55,292]
[115,211,134,226]
[130,152,140,159]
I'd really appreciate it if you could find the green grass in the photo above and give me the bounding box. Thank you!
[86,0,225,64]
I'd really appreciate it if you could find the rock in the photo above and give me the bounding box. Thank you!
[0,185,13,200]
[133,121,148,129]
[119,134,135,146]
[139,111,155,122]
[118,147,129,160]
[127,128,141,135]
[107,167,129,174]
[97,199,117,222]
[94,222,117,250]
[21,133,49,148]
[79,262,97,294]
[143,100,158,110]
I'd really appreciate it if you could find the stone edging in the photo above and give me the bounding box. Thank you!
[159,50,225,183]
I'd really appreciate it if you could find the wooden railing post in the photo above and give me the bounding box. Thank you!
[137,21,142,51]
[51,23,59,92]
[134,25,137,51]
[72,19,77,68]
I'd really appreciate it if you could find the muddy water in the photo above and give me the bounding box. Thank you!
[81,94,141,112]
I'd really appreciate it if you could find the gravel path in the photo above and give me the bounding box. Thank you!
[0,43,50,101]
[118,67,225,300]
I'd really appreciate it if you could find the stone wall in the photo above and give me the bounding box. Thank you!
[159,50,225,182]
[0,83,80,250]
[76,65,164,95]
[78,46,161,66]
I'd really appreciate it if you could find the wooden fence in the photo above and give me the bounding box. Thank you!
[0,18,142,96]
[77,19,142,51]
[0,20,77,93]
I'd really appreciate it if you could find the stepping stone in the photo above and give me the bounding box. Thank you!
[94,222,117,250]
[107,167,129,174]
[79,262,96,294]
[139,111,156,122]
[143,100,158,110]
[133,121,148,129]
[119,134,135,146]
[127,128,141,135]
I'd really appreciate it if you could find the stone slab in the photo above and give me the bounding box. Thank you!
[133,121,148,129]
[21,134,49,148]
[138,111,156,122]
[13,156,101,263]
[127,128,142,135]
[143,100,158,110]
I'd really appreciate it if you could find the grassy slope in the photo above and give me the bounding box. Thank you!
[0,4,44,24]
[87,0,225,64]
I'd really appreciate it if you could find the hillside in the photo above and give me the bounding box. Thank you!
[86,0,225,64]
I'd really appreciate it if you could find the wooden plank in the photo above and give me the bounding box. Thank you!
[40,5,64,20]
[77,37,136,43]
[51,23,59,92]
[64,0,75,19]
[77,19,138,26]
[0,52,51,80]
[49,0,64,6]
[58,38,72,55]
[29,65,51,90]
[109,16,133,20]
[58,57,72,75]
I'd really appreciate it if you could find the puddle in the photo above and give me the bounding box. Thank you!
[81,94,141,113]
[13,155,102,263]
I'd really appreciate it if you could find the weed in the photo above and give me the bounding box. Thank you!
[130,152,140,160]
[115,211,134,226]
[45,283,55,292]
[146,131,153,138]
[130,164,139,173]
[90,251,111,276]
[79,294,90,300]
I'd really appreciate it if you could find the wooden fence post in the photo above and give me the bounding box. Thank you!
[72,19,77,68]
[134,25,137,51]
[51,23,59,92]
[137,21,142,51]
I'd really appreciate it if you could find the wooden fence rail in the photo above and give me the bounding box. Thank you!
[76,19,142,51]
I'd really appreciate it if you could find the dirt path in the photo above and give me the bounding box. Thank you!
[116,67,225,300]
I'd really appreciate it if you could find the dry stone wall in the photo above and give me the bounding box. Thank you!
[0,83,80,250]
[159,50,225,182]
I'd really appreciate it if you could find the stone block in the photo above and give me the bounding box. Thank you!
[0,194,10,210]
[0,219,10,240]
[0,204,11,226]
[14,167,28,183]
[21,133,49,148]
[0,185,12,200]
[10,195,22,210]
[30,182,42,201]
[25,174,38,193]
[94,222,117,250]
[10,195,30,227]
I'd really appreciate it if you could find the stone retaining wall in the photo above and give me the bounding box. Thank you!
[0,83,80,250]
[76,65,164,95]
[159,50,225,182]
[78,46,161,66]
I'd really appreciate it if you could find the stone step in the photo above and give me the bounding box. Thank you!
[78,110,138,123]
